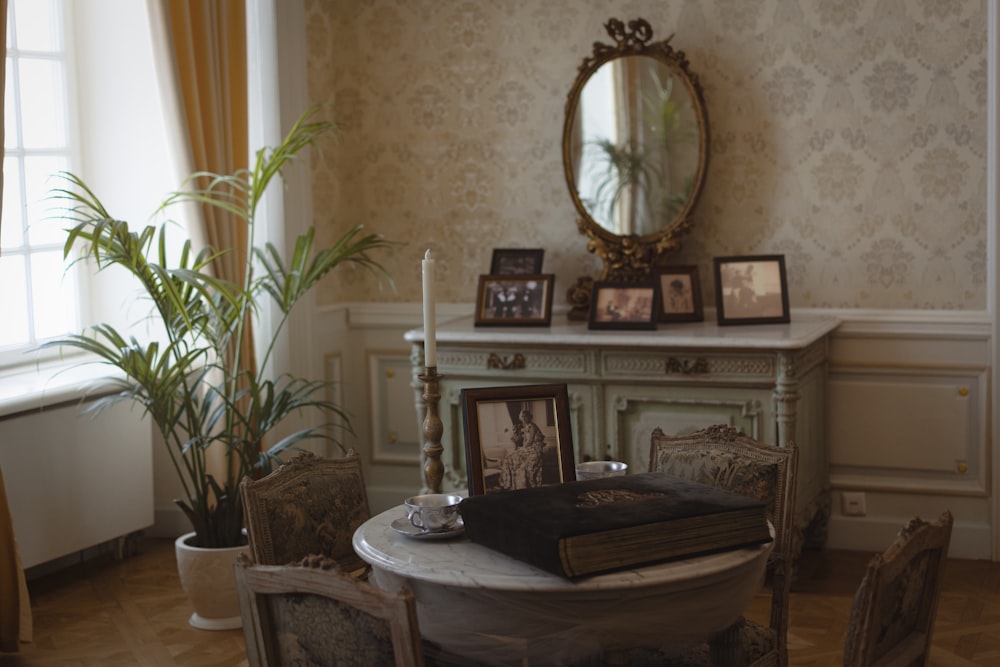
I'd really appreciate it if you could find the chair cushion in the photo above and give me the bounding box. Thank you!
[266,591,397,666]
[653,448,779,516]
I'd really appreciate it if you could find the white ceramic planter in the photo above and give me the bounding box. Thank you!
[174,532,249,630]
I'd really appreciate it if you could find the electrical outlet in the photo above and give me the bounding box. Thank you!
[841,491,867,516]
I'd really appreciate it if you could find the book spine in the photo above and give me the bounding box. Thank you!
[561,509,771,577]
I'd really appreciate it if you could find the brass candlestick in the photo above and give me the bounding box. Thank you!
[419,366,444,494]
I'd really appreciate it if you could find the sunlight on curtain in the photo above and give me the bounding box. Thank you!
[0,464,32,652]
[155,0,256,474]
[0,0,6,244]
[0,4,32,653]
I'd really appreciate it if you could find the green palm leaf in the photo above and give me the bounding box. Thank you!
[43,107,392,548]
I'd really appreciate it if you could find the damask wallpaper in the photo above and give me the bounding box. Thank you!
[304,0,987,311]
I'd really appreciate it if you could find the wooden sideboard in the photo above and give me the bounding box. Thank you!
[405,312,840,554]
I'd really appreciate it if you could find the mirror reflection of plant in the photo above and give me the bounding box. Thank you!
[642,69,696,208]
[659,174,696,219]
[44,109,394,549]
[586,138,662,229]
[642,70,694,150]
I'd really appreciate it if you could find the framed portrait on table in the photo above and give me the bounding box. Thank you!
[588,281,659,330]
[474,274,554,327]
[460,384,576,496]
[490,248,545,275]
[654,265,704,323]
[713,255,790,325]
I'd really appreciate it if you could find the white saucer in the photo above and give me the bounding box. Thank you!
[390,516,465,540]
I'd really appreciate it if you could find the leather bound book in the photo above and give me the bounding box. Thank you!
[457,472,772,579]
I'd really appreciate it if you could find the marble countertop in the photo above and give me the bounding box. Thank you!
[404,311,840,351]
[353,505,773,592]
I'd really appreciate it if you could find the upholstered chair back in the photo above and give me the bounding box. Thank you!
[647,424,799,667]
[240,450,370,573]
[843,511,953,667]
[649,425,796,561]
[235,553,424,667]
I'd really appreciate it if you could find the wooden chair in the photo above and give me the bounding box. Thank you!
[842,511,954,667]
[235,553,425,667]
[642,424,798,667]
[240,450,370,573]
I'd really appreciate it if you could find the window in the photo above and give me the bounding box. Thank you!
[0,1,183,375]
[0,0,80,364]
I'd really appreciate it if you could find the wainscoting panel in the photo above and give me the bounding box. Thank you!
[367,350,422,465]
[826,312,991,559]
[829,372,985,489]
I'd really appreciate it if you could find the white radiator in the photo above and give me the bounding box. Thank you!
[0,396,153,569]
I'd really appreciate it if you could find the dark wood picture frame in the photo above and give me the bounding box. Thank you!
[654,265,704,323]
[474,274,554,327]
[461,384,576,496]
[714,254,790,325]
[490,248,545,275]
[587,281,659,330]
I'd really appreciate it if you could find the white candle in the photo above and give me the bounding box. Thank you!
[422,249,437,367]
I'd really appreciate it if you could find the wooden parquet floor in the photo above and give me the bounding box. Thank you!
[4,538,1000,666]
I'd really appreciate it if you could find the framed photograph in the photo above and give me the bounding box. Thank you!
[588,281,659,330]
[654,265,704,323]
[460,384,576,496]
[714,255,790,325]
[474,274,554,327]
[490,248,544,275]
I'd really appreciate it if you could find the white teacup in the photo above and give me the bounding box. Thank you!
[576,460,628,480]
[404,493,463,532]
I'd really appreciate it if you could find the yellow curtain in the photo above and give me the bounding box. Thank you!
[0,0,6,245]
[0,465,32,652]
[163,1,258,465]
[164,0,248,286]
[0,4,30,652]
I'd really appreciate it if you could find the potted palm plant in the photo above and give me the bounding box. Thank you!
[44,108,392,628]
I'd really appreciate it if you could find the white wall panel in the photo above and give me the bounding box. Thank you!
[0,400,153,568]
[830,376,976,473]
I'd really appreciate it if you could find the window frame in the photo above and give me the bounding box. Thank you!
[1,0,87,369]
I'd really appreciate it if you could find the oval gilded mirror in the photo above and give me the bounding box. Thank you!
[563,19,709,315]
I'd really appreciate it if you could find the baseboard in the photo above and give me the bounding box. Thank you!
[826,515,990,560]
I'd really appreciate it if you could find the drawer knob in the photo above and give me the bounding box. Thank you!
[956,461,968,474]
[958,386,969,397]
[487,352,526,370]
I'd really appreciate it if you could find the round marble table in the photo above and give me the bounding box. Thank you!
[353,505,773,667]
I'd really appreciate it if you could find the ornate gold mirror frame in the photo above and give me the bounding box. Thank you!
[563,18,709,318]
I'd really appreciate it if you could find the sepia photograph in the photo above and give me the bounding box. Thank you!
[460,384,575,495]
[474,274,554,326]
[714,255,790,325]
[588,281,659,330]
[654,265,704,323]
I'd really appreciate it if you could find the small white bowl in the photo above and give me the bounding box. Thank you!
[576,460,628,480]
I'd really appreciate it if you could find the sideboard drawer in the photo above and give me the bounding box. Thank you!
[601,349,778,384]
[438,346,591,377]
